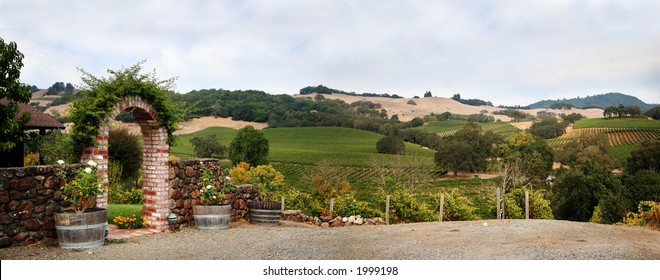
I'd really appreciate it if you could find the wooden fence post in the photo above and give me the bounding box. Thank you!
[439,194,444,222]
[329,198,334,218]
[385,195,390,225]
[496,187,501,220]
[281,196,285,211]
[525,191,529,220]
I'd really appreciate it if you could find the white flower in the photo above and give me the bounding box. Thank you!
[206,185,212,189]
[84,167,92,174]
[57,160,65,165]
[87,160,97,167]
[213,196,217,199]
[95,155,103,160]
[225,176,231,180]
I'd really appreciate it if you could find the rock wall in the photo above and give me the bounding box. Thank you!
[0,164,83,247]
[167,159,260,227]
[0,159,261,248]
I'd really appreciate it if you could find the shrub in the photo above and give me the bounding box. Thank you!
[229,125,269,166]
[596,192,627,224]
[430,189,479,221]
[407,99,417,106]
[376,135,405,154]
[282,189,324,217]
[623,201,660,230]
[23,152,39,166]
[229,162,252,185]
[109,188,143,204]
[334,192,382,218]
[250,164,285,201]
[190,134,227,158]
[385,187,435,223]
[25,129,77,164]
[313,175,350,200]
[108,125,143,184]
[502,188,554,219]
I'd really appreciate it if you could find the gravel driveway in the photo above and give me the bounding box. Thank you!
[1,219,659,260]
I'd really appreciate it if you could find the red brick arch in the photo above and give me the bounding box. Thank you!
[80,96,170,231]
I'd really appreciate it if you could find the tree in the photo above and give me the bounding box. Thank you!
[435,122,501,176]
[625,140,660,175]
[555,134,609,166]
[376,135,405,154]
[0,37,32,153]
[645,106,660,120]
[528,118,566,139]
[65,83,75,94]
[229,125,269,166]
[562,113,583,123]
[424,91,433,98]
[551,146,621,222]
[496,133,554,214]
[190,134,227,158]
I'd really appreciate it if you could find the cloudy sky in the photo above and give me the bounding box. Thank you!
[2,0,659,106]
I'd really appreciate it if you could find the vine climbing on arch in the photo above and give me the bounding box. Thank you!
[69,61,185,157]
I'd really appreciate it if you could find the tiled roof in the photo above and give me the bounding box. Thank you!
[0,98,65,129]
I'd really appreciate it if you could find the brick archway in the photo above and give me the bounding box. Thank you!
[80,96,170,231]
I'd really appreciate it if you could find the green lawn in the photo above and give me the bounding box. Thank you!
[573,118,660,129]
[107,204,142,224]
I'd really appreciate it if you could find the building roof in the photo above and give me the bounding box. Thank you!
[0,98,65,129]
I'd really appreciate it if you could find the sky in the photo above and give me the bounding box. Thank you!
[1,0,659,106]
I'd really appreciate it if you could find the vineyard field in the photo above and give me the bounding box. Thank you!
[419,121,520,138]
[573,118,660,129]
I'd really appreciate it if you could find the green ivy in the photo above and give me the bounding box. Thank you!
[69,61,184,157]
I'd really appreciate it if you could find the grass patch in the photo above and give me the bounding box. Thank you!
[107,204,142,225]
[574,118,660,129]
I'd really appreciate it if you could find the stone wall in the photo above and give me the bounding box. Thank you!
[0,159,261,248]
[168,159,260,227]
[0,164,82,247]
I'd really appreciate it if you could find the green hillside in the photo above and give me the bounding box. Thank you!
[528,92,654,111]
[171,126,435,167]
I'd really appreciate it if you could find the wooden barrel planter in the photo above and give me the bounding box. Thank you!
[192,204,231,230]
[54,208,108,249]
[248,200,282,227]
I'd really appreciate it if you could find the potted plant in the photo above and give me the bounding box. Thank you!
[246,164,285,226]
[192,161,233,230]
[54,156,108,249]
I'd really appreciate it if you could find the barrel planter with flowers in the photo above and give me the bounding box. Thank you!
[245,165,285,227]
[192,161,233,230]
[54,157,108,249]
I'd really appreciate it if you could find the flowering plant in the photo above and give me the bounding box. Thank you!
[198,162,233,205]
[59,156,105,213]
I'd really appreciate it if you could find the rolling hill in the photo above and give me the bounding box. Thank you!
[528,92,656,111]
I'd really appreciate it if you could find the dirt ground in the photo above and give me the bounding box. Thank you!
[1,219,658,260]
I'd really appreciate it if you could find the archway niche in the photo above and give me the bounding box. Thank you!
[80,96,170,231]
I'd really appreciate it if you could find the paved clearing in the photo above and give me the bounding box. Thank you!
[1,219,658,260]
